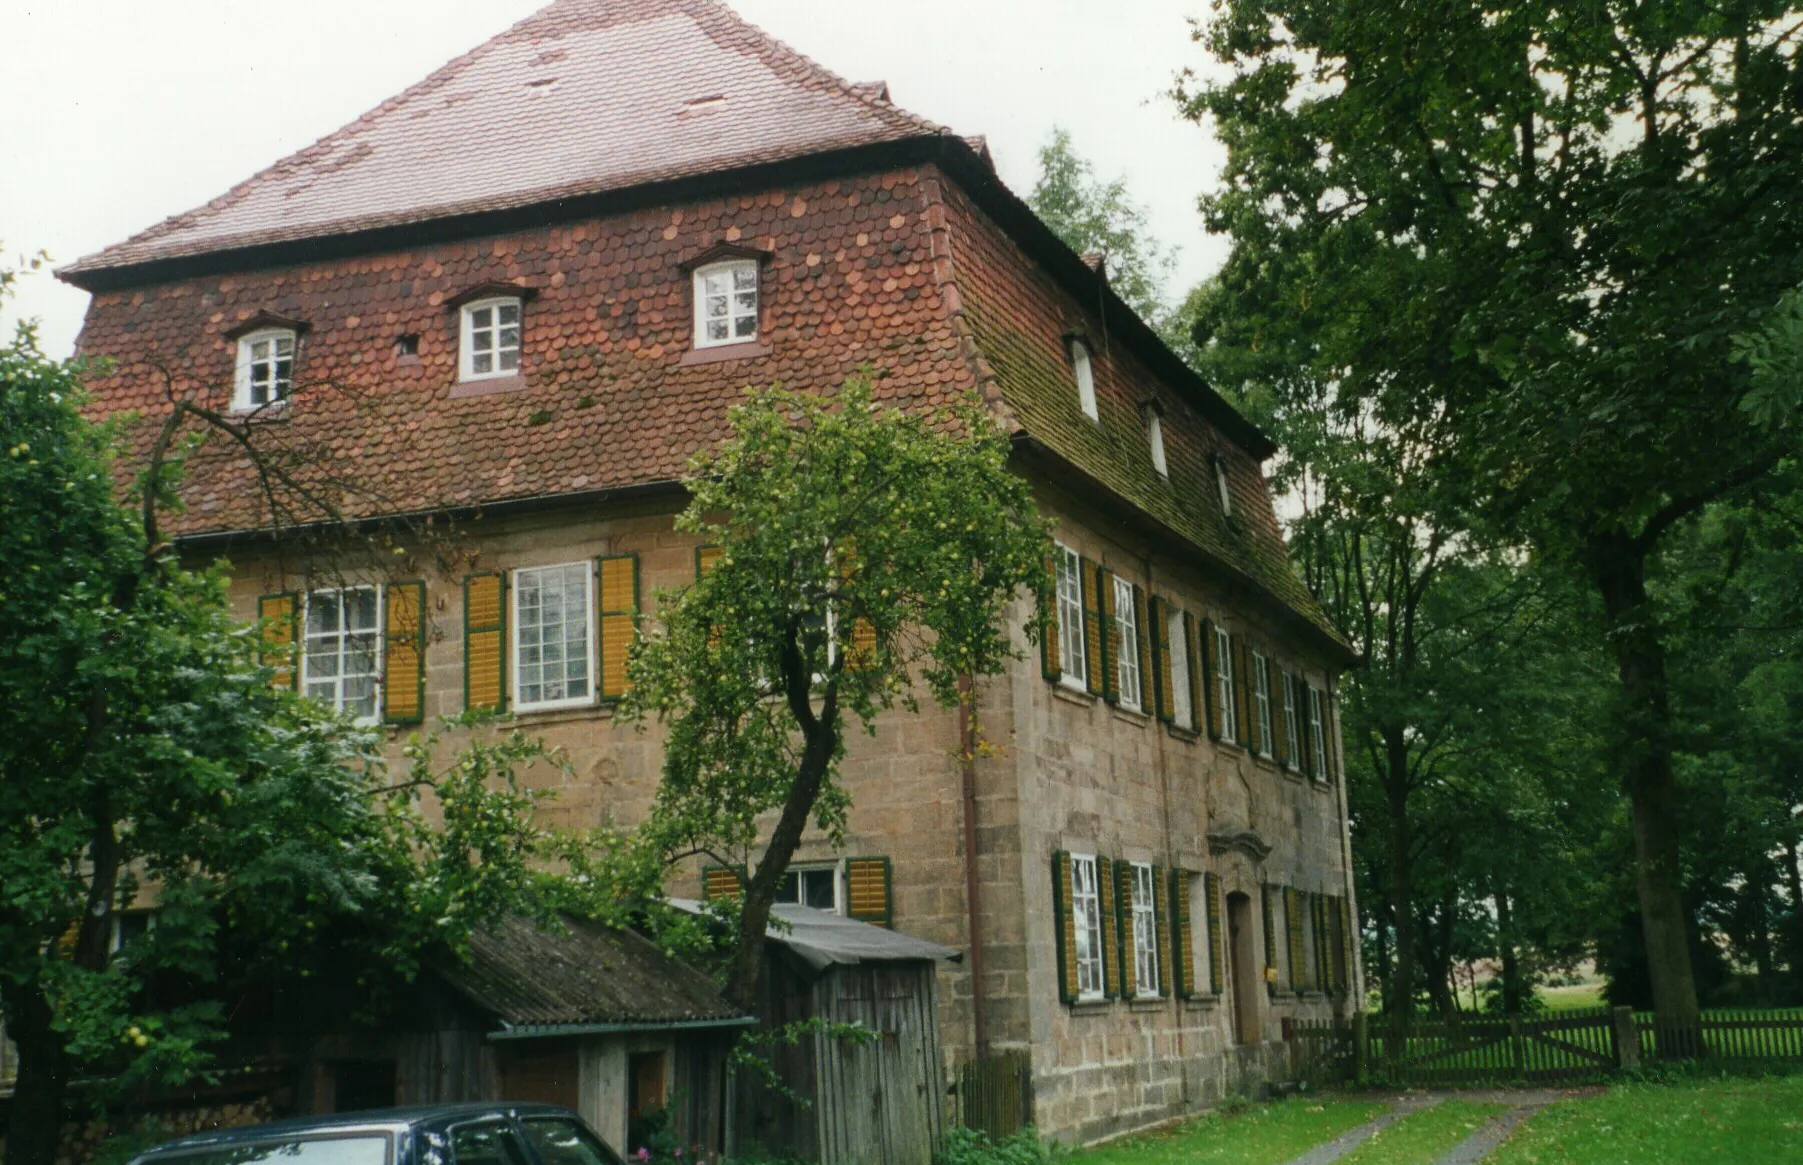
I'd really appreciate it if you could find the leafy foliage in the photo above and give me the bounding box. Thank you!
[936,1126,1052,1165]
[619,374,1050,1003]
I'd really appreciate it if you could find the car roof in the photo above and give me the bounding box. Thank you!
[133,1103,580,1158]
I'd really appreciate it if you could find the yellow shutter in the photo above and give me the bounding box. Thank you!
[1262,885,1278,988]
[702,866,744,901]
[1053,852,1079,1004]
[1098,855,1119,998]
[1171,868,1195,999]
[383,581,426,724]
[695,544,723,578]
[1153,599,1176,722]
[1080,558,1105,697]
[845,856,893,927]
[1152,863,1170,997]
[597,554,638,699]
[258,592,298,689]
[1272,665,1290,768]
[1116,860,1137,996]
[1132,585,1152,712]
[1235,637,1255,750]
[1204,871,1225,997]
[1040,555,1061,683]
[463,573,506,713]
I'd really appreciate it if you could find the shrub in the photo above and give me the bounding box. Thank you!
[936,1126,1050,1165]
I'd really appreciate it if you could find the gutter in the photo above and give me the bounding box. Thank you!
[488,1015,758,1041]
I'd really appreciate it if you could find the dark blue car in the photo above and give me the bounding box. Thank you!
[125,1103,626,1165]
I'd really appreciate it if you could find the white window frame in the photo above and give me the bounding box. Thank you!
[1168,608,1194,730]
[1054,543,1088,690]
[1147,410,1169,477]
[301,584,384,725]
[693,259,760,349]
[1071,854,1106,1001]
[1214,457,1233,516]
[1251,650,1274,758]
[233,327,295,410]
[511,560,597,713]
[1308,685,1328,781]
[1130,861,1160,998]
[1282,670,1302,770]
[773,862,843,913]
[1071,339,1098,421]
[459,296,522,382]
[1214,625,1238,741]
[1112,575,1142,711]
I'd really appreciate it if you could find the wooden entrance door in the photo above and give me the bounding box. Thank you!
[1227,892,1261,1045]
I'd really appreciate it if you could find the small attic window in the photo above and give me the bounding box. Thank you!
[460,297,521,381]
[694,259,759,348]
[681,95,728,116]
[234,328,295,410]
[1213,455,1234,517]
[1069,338,1098,421]
[1145,406,1168,478]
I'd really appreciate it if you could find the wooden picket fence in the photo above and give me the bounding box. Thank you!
[1285,1006,1803,1088]
[950,1051,1034,1139]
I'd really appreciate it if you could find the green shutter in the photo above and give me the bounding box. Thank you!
[1098,855,1120,998]
[1200,618,1221,739]
[1081,559,1105,697]
[1152,863,1170,997]
[1052,852,1079,1004]
[1205,872,1225,997]
[1040,555,1062,683]
[1261,885,1278,995]
[1132,584,1152,713]
[1116,859,1137,996]
[1098,567,1119,705]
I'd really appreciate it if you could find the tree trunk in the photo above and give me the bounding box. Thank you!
[1497,889,1524,1014]
[1586,533,1702,1054]
[717,703,836,1009]
[3,982,69,1165]
[1383,727,1417,1018]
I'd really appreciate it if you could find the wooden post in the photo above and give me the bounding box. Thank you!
[1509,1016,1525,1081]
[1612,1006,1641,1071]
[1353,1012,1369,1086]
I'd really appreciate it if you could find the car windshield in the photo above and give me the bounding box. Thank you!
[149,1134,390,1165]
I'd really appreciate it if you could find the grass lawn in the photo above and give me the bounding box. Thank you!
[1337,1100,1509,1165]
[1489,1074,1803,1163]
[1069,1097,1387,1165]
[1538,983,1606,1011]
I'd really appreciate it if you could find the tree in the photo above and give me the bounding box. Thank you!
[619,377,1049,1008]
[0,286,558,1164]
[1028,128,1178,331]
[1183,0,1803,1038]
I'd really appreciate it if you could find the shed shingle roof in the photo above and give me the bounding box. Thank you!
[440,914,747,1032]
[61,0,941,280]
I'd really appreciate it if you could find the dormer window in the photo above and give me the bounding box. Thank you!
[1214,456,1233,516]
[1070,338,1098,421]
[1146,407,1168,477]
[460,297,521,381]
[694,259,759,348]
[234,328,295,410]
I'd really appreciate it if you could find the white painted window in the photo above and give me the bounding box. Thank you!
[1071,854,1105,1000]
[1071,339,1098,421]
[1168,608,1194,730]
[774,863,841,913]
[1112,576,1142,711]
[1252,650,1274,757]
[460,297,521,381]
[234,328,294,409]
[1308,686,1328,781]
[303,585,382,723]
[1283,670,1302,769]
[1147,410,1168,477]
[1214,625,1238,740]
[1130,861,1160,997]
[1054,543,1088,689]
[1214,457,1233,516]
[513,561,594,711]
[694,259,759,348]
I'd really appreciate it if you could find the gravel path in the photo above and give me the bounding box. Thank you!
[1274,1087,1598,1165]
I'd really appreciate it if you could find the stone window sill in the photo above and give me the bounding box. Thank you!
[1181,995,1221,1011]
[1067,1000,1112,1015]
[505,701,615,729]
[680,341,772,366]
[1166,723,1201,743]
[1111,704,1150,727]
[1051,683,1098,709]
[1128,998,1168,1013]
[449,374,530,399]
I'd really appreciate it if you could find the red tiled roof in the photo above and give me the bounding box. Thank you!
[59,0,942,281]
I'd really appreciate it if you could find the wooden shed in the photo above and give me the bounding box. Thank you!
[676,903,957,1165]
[282,914,752,1156]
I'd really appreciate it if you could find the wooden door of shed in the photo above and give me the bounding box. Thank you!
[812,964,943,1165]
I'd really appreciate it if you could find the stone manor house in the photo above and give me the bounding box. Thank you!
[60,0,1361,1144]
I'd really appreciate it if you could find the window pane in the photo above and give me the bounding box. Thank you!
[499,325,519,349]
[473,352,493,374]
[273,336,294,358]
[158,1135,390,1165]
[733,266,757,290]
[497,303,520,325]
[773,871,800,904]
[707,320,728,341]
[308,593,340,634]
[498,349,519,371]
[471,307,493,329]
[522,1119,616,1165]
[451,1122,532,1165]
[802,869,836,910]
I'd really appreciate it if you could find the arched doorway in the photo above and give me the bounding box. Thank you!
[1226,891,1262,1045]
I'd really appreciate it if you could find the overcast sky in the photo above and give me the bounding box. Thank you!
[1,0,1230,358]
